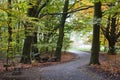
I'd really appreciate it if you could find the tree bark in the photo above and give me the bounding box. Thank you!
[107,15,117,55]
[89,1,102,65]
[55,0,69,61]
[108,41,116,55]
[7,0,12,51]
[20,36,33,64]
[6,0,12,71]
[32,32,38,53]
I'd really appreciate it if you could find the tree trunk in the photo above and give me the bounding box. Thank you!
[89,1,102,65]
[55,0,69,61]
[21,0,49,63]
[108,16,117,55]
[20,36,33,64]
[7,0,12,53]
[32,32,38,53]
[108,40,116,55]
[20,3,34,64]
[101,3,119,55]
[6,0,12,71]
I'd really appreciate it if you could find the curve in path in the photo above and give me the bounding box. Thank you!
[39,50,103,80]
[0,50,104,80]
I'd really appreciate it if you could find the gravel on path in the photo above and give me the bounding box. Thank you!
[39,50,104,80]
[0,50,104,80]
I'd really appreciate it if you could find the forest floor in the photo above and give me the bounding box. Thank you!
[0,52,76,71]
[86,52,120,80]
[0,52,76,80]
[0,51,120,80]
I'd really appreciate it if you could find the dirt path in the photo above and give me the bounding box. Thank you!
[0,51,104,80]
[39,50,103,80]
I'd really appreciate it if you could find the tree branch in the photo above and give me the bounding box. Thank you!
[68,0,78,10]
[35,0,49,17]
[39,6,94,18]
[68,6,93,13]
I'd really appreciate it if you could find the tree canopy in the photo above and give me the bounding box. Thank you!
[0,0,119,66]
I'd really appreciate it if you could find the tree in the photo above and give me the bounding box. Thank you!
[54,0,69,61]
[101,2,120,55]
[20,0,49,64]
[89,1,102,65]
[5,0,12,71]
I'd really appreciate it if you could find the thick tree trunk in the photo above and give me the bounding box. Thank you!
[20,36,33,64]
[55,0,69,61]
[20,21,33,64]
[89,2,102,65]
[108,40,116,55]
